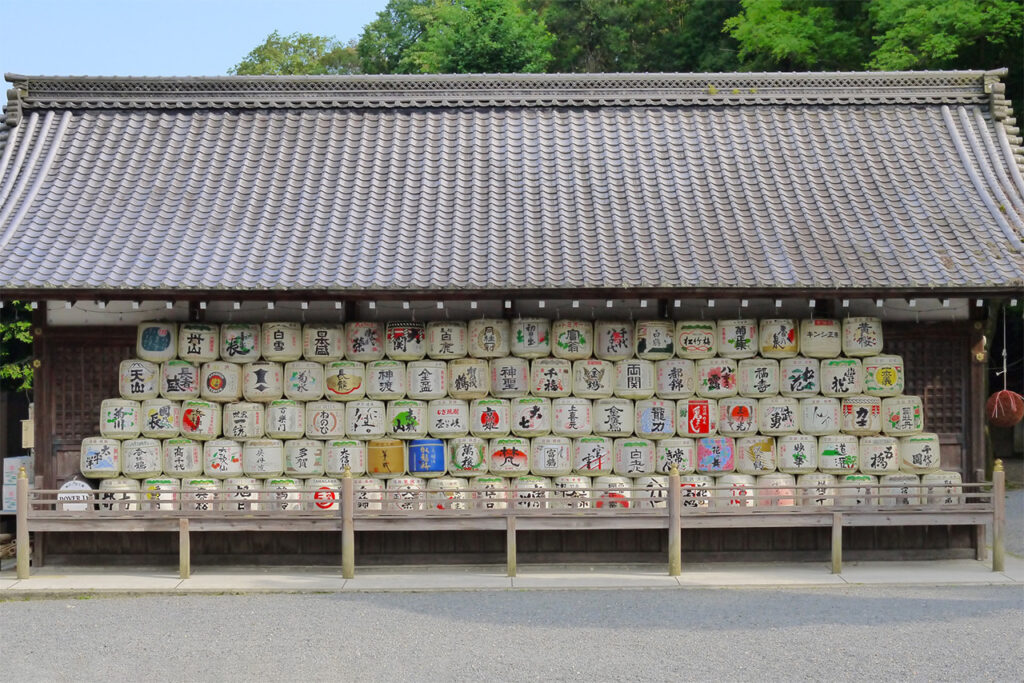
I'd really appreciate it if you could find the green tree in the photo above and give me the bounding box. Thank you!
[358,0,432,74]
[1,301,33,391]
[230,31,361,75]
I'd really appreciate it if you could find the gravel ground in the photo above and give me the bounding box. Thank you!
[2,586,1021,681]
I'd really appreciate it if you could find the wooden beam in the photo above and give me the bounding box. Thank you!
[179,518,190,579]
[831,512,843,574]
[342,470,355,579]
[506,515,517,577]
[993,460,1005,572]
[16,469,30,579]
[668,467,681,576]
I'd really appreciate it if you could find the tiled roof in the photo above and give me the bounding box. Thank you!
[1,71,1022,295]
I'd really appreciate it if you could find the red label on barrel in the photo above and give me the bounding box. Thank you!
[687,403,710,434]
[314,487,336,509]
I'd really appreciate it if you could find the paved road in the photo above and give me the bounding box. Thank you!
[3,586,1021,681]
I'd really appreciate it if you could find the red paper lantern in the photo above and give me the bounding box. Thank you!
[986,390,1024,428]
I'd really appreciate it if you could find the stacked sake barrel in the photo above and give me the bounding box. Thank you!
[78,316,962,512]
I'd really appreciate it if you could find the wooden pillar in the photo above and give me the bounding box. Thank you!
[179,518,190,579]
[668,465,681,576]
[993,460,1006,572]
[342,467,355,579]
[16,467,30,579]
[31,305,49,568]
[831,513,843,574]
[969,319,989,559]
[506,514,517,577]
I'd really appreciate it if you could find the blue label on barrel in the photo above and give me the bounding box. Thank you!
[141,326,172,352]
[408,439,445,473]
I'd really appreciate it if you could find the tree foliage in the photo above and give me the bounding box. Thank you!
[358,0,432,74]
[1,301,33,392]
[230,31,360,75]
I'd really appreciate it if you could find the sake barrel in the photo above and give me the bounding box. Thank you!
[137,322,177,362]
[836,474,877,506]
[922,471,962,505]
[842,317,884,357]
[572,359,614,400]
[345,400,386,439]
[388,476,426,511]
[553,397,593,437]
[634,399,675,439]
[777,434,818,474]
[656,438,696,475]
[448,358,490,399]
[121,438,163,479]
[345,321,384,361]
[203,439,243,478]
[900,433,941,473]
[325,439,367,477]
[468,318,511,358]
[551,319,593,360]
[735,436,777,475]
[353,477,385,511]
[879,473,921,506]
[100,398,141,439]
[426,321,468,359]
[56,479,93,511]
[863,355,905,397]
[265,477,303,511]
[407,439,446,478]
[223,477,261,511]
[818,434,860,474]
[262,322,302,362]
[180,399,220,440]
[798,473,837,506]
[511,397,551,437]
[679,474,713,509]
[469,398,509,438]
[714,473,755,508]
[285,439,325,478]
[182,478,221,512]
[758,396,800,436]
[717,397,758,437]
[387,400,428,439]
[366,360,407,400]
[407,360,448,400]
[305,401,346,439]
[81,437,121,479]
[367,438,406,478]
[530,358,572,398]
[799,318,842,358]
[634,320,675,360]
[119,359,159,400]
[488,437,531,476]
[594,320,634,361]
[220,323,261,363]
[779,357,820,398]
[447,437,488,477]
[427,477,470,510]
[302,324,345,362]
[656,359,696,399]
[283,361,325,401]
[572,435,614,476]
[384,321,426,361]
[472,475,509,510]
[489,356,530,398]
[530,436,573,477]
[324,361,366,401]
[551,475,591,509]
[613,359,655,399]
[178,323,219,363]
[759,318,799,359]
[242,439,285,478]
[161,360,200,400]
[99,478,140,511]
[800,397,841,436]
[200,361,242,403]
[141,399,180,439]
[675,320,717,359]
[859,436,900,475]
[882,396,924,436]
[593,475,632,509]
[429,398,471,438]
[242,361,284,402]
[593,398,635,437]
[306,477,341,511]
[821,358,864,397]
[756,473,796,507]
[677,398,718,437]
[696,436,735,474]
[717,319,758,359]
[614,438,656,476]
[141,477,180,511]
[222,401,265,440]
[695,358,738,399]
[634,475,670,509]
[841,395,882,435]
[163,438,203,477]
[510,318,551,359]
[738,358,779,398]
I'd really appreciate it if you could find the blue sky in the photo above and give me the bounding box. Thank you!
[0,0,390,77]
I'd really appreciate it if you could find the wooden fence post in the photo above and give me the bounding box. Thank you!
[506,514,517,577]
[16,467,30,579]
[342,467,355,579]
[831,512,843,574]
[179,518,190,579]
[668,465,681,576]
[993,459,1005,572]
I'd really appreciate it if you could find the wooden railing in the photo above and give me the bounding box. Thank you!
[15,462,1007,580]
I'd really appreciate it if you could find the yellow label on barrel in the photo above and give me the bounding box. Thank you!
[368,439,405,475]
